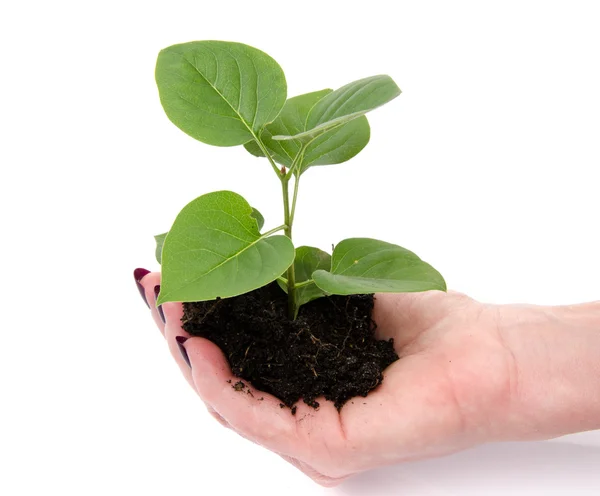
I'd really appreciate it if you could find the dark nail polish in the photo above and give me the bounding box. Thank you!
[176,336,191,368]
[134,268,151,308]
[154,285,165,323]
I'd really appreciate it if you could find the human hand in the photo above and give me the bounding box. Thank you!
[134,269,600,486]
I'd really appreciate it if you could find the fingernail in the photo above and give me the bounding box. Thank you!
[134,268,150,308]
[176,336,191,368]
[154,285,165,323]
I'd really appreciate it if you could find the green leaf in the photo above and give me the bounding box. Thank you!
[244,89,370,173]
[156,41,287,147]
[154,232,168,264]
[157,191,294,304]
[272,75,400,142]
[312,238,446,295]
[278,246,331,306]
[250,207,265,231]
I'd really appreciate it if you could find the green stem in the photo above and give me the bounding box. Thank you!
[293,279,313,289]
[281,177,297,318]
[261,224,287,237]
[290,174,300,228]
[284,146,305,180]
[253,135,305,319]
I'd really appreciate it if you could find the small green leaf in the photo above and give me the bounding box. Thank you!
[278,246,331,306]
[156,41,287,147]
[154,232,168,264]
[312,238,446,295]
[250,207,265,231]
[272,75,400,142]
[244,89,370,173]
[158,191,294,304]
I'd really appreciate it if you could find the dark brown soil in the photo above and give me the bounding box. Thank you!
[181,283,399,410]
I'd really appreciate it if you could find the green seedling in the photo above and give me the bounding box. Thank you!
[154,40,446,319]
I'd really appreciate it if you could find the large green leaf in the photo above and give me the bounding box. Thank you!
[278,246,331,306]
[154,207,264,265]
[157,191,294,304]
[156,41,287,147]
[245,89,370,173]
[313,238,446,295]
[272,75,400,142]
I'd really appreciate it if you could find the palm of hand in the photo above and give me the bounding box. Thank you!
[140,273,512,487]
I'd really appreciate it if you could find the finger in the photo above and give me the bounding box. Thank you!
[279,455,348,487]
[161,301,195,386]
[134,274,232,429]
[183,336,303,455]
[134,269,165,337]
[161,302,231,428]
[206,405,230,428]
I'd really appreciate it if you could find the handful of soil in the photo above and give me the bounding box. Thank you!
[182,282,398,411]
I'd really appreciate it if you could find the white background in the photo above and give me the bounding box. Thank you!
[1,0,599,494]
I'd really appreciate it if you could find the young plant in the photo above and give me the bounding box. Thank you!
[154,41,446,319]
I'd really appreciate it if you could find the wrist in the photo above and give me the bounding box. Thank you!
[496,301,600,440]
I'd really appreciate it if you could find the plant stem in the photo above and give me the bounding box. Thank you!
[261,224,287,238]
[293,279,313,289]
[284,147,305,180]
[254,136,306,320]
[282,146,309,319]
[281,177,297,319]
[290,174,300,228]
